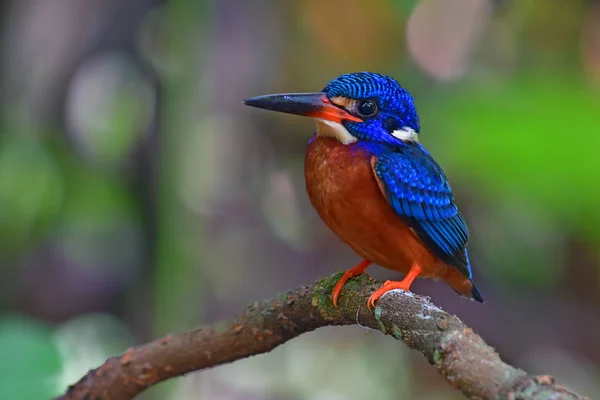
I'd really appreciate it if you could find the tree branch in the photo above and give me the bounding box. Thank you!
[56,273,587,400]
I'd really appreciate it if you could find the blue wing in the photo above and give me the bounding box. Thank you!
[371,143,472,279]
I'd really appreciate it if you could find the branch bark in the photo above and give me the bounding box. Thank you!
[56,273,587,400]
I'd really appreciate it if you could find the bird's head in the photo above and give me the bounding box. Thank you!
[244,72,420,146]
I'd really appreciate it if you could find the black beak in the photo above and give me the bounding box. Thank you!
[243,92,361,123]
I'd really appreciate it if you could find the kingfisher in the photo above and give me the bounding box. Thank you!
[244,72,483,308]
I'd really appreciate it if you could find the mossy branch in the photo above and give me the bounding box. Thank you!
[55,273,587,400]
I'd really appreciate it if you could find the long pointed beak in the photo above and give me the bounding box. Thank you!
[243,92,362,123]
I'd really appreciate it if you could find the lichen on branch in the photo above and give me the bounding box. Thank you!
[56,273,587,400]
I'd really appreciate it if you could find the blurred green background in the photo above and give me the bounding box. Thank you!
[0,0,599,399]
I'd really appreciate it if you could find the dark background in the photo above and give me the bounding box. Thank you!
[0,0,599,399]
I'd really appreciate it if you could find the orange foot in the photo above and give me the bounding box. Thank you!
[331,259,372,307]
[367,264,422,309]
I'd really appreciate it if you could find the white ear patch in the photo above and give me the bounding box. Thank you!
[315,119,357,145]
[391,127,419,142]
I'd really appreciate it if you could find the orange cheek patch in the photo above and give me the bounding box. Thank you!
[316,97,362,123]
[329,96,356,110]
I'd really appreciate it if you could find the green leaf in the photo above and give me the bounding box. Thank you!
[0,132,63,252]
[0,314,62,400]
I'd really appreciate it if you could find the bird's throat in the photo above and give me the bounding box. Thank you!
[315,119,357,145]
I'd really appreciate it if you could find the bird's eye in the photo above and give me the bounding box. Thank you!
[356,100,378,117]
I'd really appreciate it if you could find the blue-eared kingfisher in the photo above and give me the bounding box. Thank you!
[244,72,483,308]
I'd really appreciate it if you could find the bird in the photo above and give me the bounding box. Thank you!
[244,72,483,308]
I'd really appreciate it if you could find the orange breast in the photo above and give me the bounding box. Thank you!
[304,136,448,279]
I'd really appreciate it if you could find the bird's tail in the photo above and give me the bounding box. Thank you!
[443,267,484,303]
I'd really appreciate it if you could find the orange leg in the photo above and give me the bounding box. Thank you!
[367,263,422,309]
[331,259,372,307]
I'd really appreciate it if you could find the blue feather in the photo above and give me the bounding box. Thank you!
[372,143,472,278]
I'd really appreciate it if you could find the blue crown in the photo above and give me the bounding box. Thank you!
[323,72,420,143]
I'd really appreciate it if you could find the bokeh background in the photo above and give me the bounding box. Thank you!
[1,0,599,399]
